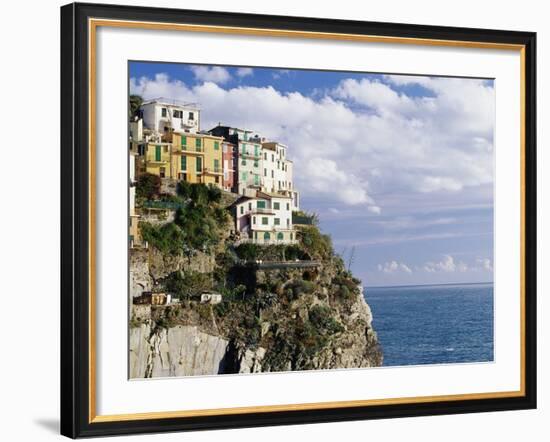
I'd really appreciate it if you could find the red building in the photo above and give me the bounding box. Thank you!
[222,141,237,192]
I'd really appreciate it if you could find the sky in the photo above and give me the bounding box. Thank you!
[130,61,495,287]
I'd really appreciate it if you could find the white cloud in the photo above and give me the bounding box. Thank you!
[272,69,290,79]
[189,66,231,84]
[236,67,254,78]
[476,257,493,272]
[130,71,494,213]
[423,255,468,273]
[378,260,413,274]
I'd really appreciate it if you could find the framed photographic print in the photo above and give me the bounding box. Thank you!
[60,2,537,438]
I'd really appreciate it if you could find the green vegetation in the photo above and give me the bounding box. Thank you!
[129,94,143,120]
[140,222,186,255]
[140,182,230,255]
[297,225,333,260]
[136,173,161,200]
[163,271,213,300]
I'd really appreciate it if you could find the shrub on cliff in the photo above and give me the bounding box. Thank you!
[140,222,185,255]
[309,305,344,335]
[136,173,161,200]
[163,271,212,300]
[298,226,333,260]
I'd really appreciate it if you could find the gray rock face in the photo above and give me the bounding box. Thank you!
[130,249,152,299]
[129,324,266,378]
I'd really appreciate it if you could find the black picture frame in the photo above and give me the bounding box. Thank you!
[60,2,537,438]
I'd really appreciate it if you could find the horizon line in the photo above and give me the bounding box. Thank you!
[364,281,493,290]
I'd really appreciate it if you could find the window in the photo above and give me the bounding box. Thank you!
[286,203,290,210]
[253,216,256,224]
[257,201,266,209]
[254,145,259,157]
[254,160,259,168]
[181,136,187,147]
[287,219,290,227]
[264,168,267,177]
[241,159,247,166]
[254,232,258,240]
[240,206,244,215]
[196,157,202,172]
[254,175,260,186]
[214,141,219,150]
[262,217,268,225]
[290,233,293,240]
[271,170,274,178]
[248,203,252,211]
[272,154,275,162]
[214,159,220,172]
[264,232,270,240]
[277,232,284,241]
[274,218,280,225]
[241,172,248,181]
[277,161,280,169]
[159,167,166,178]
[173,110,183,118]
[188,112,194,120]
[241,144,246,155]
[181,156,187,171]
[155,145,161,162]
[264,152,267,160]
[195,138,202,150]
[161,108,167,117]
[274,202,280,210]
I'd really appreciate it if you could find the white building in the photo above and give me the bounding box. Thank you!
[141,98,200,136]
[233,192,297,245]
[261,142,299,209]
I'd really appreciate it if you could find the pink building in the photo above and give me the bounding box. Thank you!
[222,141,237,192]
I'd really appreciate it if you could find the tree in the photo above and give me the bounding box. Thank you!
[136,173,161,200]
[129,94,143,120]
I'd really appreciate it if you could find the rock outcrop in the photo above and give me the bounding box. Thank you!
[130,323,267,378]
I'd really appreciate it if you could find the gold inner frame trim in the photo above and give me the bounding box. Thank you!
[88,18,527,424]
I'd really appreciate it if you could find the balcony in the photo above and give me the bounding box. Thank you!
[240,152,261,160]
[249,208,275,215]
[172,147,204,156]
[203,167,223,176]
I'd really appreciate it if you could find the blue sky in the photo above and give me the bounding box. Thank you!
[130,61,495,287]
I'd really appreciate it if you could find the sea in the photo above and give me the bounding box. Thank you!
[364,282,494,367]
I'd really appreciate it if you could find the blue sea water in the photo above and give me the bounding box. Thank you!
[365,283,494,367]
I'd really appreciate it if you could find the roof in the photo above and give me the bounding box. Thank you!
[173,130,223,140]
[257,191,292,200]
[230,195,253,207]
[141,97,200,110]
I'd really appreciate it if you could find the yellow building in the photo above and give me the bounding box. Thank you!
[143,133,224,188]
[171,133,224,187]
[144,142,172,178]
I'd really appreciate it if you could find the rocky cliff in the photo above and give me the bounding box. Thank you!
[130,184,382,378]
[130,254,382,378]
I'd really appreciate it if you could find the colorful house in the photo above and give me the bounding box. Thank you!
[141,133,224,188]
[171,132,224,187]
[222,141,237,192]
[209,125,263,195]
[232,192,297,245]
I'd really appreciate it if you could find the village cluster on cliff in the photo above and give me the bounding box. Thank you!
[128,96,382,377]
[129,97,300,251]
